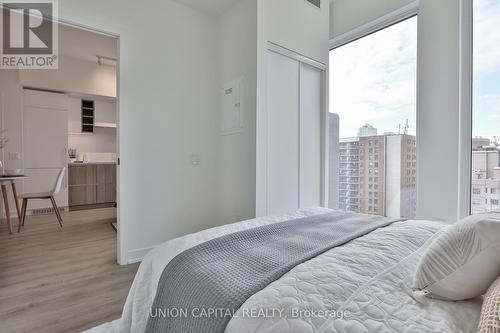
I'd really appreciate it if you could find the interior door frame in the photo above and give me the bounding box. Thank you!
[257,42,328,216]
[45,17,124,264]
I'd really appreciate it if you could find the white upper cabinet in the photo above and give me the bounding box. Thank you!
[68,97,82,134]
[68,98,116,133]
[94,100,116,128]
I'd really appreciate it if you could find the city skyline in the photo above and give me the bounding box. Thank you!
[329,0,500,141]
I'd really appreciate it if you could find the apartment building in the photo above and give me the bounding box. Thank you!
[471,138,500,214]
[334,124,417,218]
[359,135,386,215]
[338,138,361,212]
[386,134,417,218]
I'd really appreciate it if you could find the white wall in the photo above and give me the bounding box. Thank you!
[68,128,116,154]
[0,70,25,214]
[330,0,415,38]
[416,0,460,222]
[0,70,23,173]
[330,0,463,222]
[57,0,221,264]
[259,0,330,64]
[256,0,330,215]
[216,0,258,224]
[19,56,116,98]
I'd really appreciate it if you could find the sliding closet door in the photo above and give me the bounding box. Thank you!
[267,51,300,214]
[299,63,322,208]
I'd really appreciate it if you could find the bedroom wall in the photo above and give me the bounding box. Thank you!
[57,0,220,264]
[329,0,463,222]
[330,0,415,38]
[255,0,330,216]
[216,0,258,224]
[416,0,460,223]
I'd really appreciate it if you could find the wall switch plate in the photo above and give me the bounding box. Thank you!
[190,154,201,166]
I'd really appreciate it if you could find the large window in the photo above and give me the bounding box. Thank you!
[471,0,500,214]
[329,17,418,219]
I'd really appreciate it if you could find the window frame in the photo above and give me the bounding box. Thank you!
[329,2,419,49]
[328,3,419,217]
[458,0,473,218]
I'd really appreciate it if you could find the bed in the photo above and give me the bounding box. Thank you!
[86,208,482,333]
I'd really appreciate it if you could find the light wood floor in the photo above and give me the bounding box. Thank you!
[0,208,139,333]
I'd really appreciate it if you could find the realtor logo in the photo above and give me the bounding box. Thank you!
[1,0,58,68]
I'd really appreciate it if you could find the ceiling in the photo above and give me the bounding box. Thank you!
[173,0,242,16]
[174,0,336,16]
[58,23,117,63]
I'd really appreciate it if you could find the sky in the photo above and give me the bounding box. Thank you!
[330,0,500,141]
[473,0,500,141]
[330,17,417,138]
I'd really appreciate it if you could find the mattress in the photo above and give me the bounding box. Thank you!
[85,208,482,333]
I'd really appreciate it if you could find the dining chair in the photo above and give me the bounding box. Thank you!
[18,167,66,232]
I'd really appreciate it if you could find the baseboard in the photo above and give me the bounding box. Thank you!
[1,206,69,219]
[69,203,116,211]
[127,246,154,264]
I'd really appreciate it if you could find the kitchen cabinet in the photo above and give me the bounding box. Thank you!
[68,97,82,134]
[68,98,116,133]
[96,164,116,203]
[68,163,116,210]
[94,100,116,128]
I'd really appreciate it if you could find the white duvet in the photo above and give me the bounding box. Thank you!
[86,208,482,333]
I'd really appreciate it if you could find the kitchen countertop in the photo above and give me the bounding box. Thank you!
[68,162,117,165]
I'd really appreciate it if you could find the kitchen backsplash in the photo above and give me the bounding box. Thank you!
[71,152,117,163]
[68,127,116,155]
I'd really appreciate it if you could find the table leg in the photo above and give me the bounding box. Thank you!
[1,184,12,234]
[10,181,21,221]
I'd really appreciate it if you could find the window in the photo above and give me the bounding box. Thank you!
[329,17,417,218]
[471,0,500,214]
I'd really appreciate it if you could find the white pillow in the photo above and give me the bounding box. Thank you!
[413,212,500,301]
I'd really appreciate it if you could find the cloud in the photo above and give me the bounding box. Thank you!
[487,115,500,123]
[483,94,500,110]
[474,0,500,73]
[330,17,417,138]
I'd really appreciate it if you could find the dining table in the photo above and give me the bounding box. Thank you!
[1,175,27,234]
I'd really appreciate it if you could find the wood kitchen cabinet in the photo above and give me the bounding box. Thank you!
[96,164,116,203]
[68,164,116,210]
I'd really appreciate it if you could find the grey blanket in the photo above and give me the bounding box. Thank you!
[146,211,402,333]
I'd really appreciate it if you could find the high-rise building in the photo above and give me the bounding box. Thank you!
[359,135,386,215]
[338,138,360,212]
[386,134,417,218]
[471,138,500,214]
[358,124,378,137]
[358,134,416,218]
[328,114,340,209]
[335,124,417,218]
